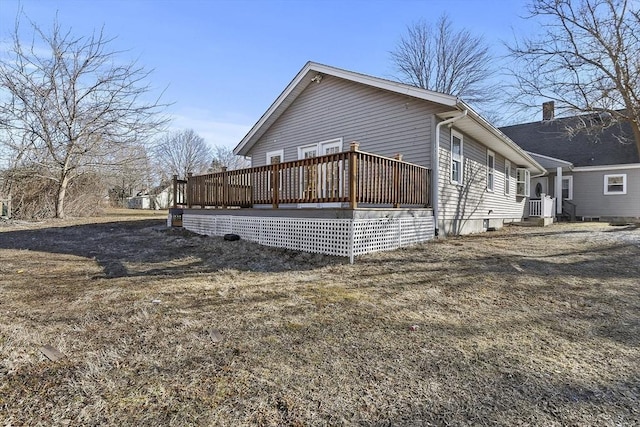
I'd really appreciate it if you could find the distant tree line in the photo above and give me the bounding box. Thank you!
[0,15,247,219]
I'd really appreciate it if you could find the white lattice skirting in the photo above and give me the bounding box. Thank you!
[180,214,434,262]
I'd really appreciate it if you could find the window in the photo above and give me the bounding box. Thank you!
[486,150,495,192]
[604,174,627,195]
[451,132,463,185]
[504,160,511,195]
[516,168,530,197]
[562,176,573,200]
[266,149,284,165]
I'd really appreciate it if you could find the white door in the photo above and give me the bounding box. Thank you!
[319,139,342,205]
[531,176,548,198]
[297,138,343,207]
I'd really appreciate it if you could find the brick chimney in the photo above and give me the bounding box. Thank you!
[542,101,555,121]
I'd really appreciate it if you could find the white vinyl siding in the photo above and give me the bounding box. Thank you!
[554,168,639,218]
[604,174,627,195]
[487,150,495,192]
[438,127,527,235]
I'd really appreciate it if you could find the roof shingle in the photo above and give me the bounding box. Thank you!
[500,116,638,167]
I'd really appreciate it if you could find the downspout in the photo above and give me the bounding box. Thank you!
[433,109,467,237]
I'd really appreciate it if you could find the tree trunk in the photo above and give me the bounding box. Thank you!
[55,174,70,219]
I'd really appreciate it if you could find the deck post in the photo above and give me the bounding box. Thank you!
[221,166,228,209]
[393,153,403,208]
[349,142,359,209]
[187,172,193,208]
[272,163,279,209]
[172,174,178,208]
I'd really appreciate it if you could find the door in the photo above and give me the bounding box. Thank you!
[297,138,343,207]
[320,139,342,202]
[531,176,548,198]
[298,145,318,203]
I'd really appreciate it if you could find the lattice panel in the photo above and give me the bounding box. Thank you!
[351,217,434,256]
[180,213,434,261]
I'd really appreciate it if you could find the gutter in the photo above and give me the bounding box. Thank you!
[433,110,467,237]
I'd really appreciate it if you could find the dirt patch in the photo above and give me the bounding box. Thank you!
[1,212,638,426]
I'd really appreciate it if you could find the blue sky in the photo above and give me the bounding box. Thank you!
[0,0,537,150]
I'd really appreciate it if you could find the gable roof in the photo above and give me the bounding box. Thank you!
[500,116,639,167]
[234,62,545,174]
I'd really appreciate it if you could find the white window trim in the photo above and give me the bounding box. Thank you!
[298,138,344,160]
[319,137,343,154]
[504,160,511,196]
[486,150,495,192]
[604,173,627,195]
[561,175,573,200]
[297,143,318,160]
[451,131,463,186]
[266,149,284,165]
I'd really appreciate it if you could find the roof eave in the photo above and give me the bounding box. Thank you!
[438,101,547,176]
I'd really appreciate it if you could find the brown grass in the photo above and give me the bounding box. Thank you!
[1,210,638,426]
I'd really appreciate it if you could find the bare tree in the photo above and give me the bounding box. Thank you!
[209,145,250,172]
[153,129,212,180]
[390,14,497,106]
[0,16,168,218]
[507,0,640,154]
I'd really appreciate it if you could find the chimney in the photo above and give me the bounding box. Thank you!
[542,101,555,121]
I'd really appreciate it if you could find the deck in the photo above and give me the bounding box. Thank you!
[169,145,434,262]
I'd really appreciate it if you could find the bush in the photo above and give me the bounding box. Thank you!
[1,167,107,219]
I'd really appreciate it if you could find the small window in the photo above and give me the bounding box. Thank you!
[604,174,627,195]
[486,150,495,192]
[562,176,573,200]
[451,131,463,185]
[516,168,530,197]
[504,160,511,195]
[266,149,284,165]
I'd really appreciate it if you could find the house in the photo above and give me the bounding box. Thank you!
[1,194,10,218]
[501,105,640,222]
[171,62,545,261]
[127,185,178,210]
[0,179,10,219]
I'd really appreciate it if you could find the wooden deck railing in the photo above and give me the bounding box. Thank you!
[173,144,430,209]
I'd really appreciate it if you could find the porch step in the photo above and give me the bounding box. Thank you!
[512,217,553,227]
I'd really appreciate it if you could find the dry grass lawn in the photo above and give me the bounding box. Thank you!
[0,210,638,426]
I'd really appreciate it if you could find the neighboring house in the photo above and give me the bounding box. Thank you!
[501,106,640,221]
[172,62,545,260]
[127,185,177,210]
[1,194,10,218]
[0,179,10,218]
